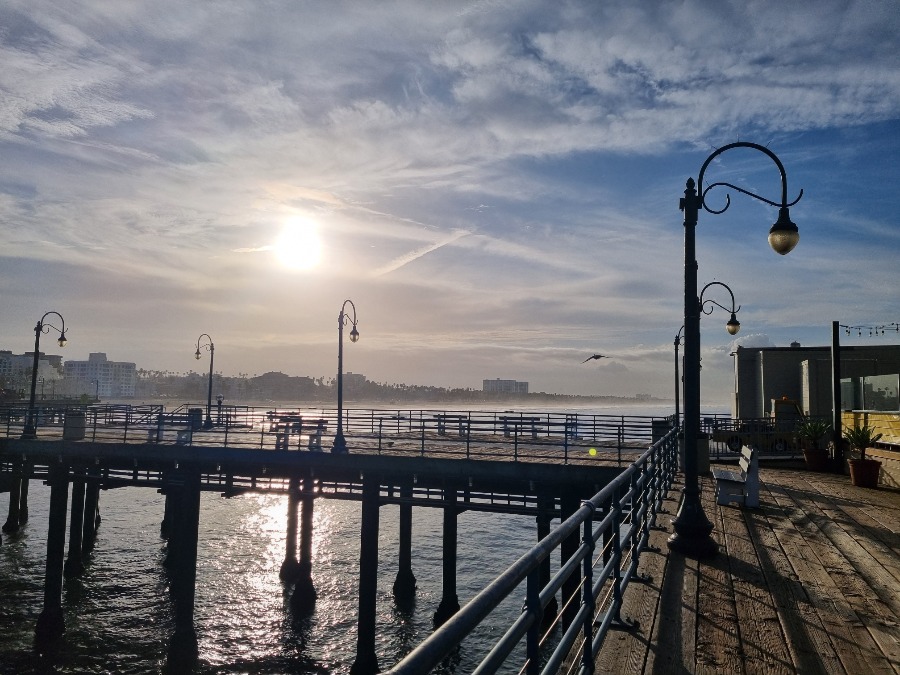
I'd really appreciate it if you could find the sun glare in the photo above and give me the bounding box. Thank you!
[275,218,322,271]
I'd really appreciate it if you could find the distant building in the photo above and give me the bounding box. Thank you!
[483,378,529,394]
[0,349,64,394]
[731,343,900,419]
[64,352,137,399]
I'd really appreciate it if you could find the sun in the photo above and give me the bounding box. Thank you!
[274,218,322,271]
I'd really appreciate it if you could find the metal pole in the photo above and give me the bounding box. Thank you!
[667,177,717,559]
[204,343,214,429]
[23,321,42,438]
[831,320,843,472]
[333,312,346,453]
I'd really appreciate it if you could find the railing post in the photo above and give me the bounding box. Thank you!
[580,500,597,674]
[525,568,543,675]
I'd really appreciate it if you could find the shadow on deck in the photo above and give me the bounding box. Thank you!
[594,462,900,674]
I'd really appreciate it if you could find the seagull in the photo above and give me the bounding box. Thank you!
[582,354,609,363]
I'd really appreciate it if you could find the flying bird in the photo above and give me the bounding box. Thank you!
[582,354,609,363]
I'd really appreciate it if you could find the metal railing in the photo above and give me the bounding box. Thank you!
[1,403,674,465]
[386,427,678,674]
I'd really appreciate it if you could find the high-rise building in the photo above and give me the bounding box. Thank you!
[63,352,137,399]
[482,378,529,394]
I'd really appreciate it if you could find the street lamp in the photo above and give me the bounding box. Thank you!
[669,142,801,559]
[674,282,740,430]
[22,311,67,439]
[195,334,215,429]
[332,299,359,454]
[91,378,100,401]
[700,281,741,336]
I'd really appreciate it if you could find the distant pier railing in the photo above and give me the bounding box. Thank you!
[1,403,680,465]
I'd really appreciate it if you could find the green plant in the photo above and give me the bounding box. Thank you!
[842,423,883,461]
[796,418,832,450]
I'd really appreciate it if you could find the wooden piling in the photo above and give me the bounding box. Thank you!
[350,476,380,675]
[35,463,69,645]
[433,487,460,627]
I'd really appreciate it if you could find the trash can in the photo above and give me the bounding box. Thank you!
[188,408,203,431]
[651,418,672,444]
[63,410,86,441]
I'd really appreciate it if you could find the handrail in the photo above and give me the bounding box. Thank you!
[386,428,678,674]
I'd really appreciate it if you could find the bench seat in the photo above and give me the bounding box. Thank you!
[712,446,759,508]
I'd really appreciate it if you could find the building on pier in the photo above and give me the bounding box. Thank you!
[731,343,900,418]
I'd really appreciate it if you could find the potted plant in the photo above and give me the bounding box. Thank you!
[796,417,831,471]
[842,423,883,488]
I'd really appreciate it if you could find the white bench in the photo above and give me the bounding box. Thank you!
[712,446,759,507]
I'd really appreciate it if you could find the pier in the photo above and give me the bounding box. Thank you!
[1,404,667,672]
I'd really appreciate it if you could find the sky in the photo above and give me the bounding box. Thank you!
[1,0,899,404]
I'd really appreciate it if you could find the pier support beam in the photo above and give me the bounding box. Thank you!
[19,468,30,524]
[35,463,69,645]
[63,470,86,578]
[167,468,200,668]
[392,483,416,606]
[537,493,558,628]
[433,488,460,627]
[2,463,24,534]
[290,476,317,613]
[560,492,581,630]
[81,476,100,553]
[350,476,380,675]
[280,476,302,582]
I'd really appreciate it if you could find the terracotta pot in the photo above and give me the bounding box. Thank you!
[848,458,882,488]
[803,447,829,472]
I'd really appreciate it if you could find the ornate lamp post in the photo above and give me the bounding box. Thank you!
[332,299,359,454]
[668,142,801,559]
[194,334,215,429]
[22,311,67,439]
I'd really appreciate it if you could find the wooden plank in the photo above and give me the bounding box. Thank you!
[766,470,900,671]
[594,486,680,673]
[695,479,744,675]
[716,486,794,674]
[763,475,894,675]
[642,486,699,674]
[744,478,845,673]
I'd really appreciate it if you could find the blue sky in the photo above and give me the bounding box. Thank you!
[1,0,898,403]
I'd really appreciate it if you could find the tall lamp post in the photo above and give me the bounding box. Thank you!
[669,142,801,559]
[674,326,685,430]
[22,311,67,439]
[332,299,359,454]
[195,334,215,429]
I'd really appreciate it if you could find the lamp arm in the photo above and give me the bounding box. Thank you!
[701,298,741,316]
[696,141,803,216]
[38,311,66,336]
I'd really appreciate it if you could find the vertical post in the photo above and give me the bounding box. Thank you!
[433,488,460,627]
[82,475,100,553]
[2,464,23,534]
[560,492,581,630]
[280,476,301,582]
[167,468,200,667]
[23,320,43,438]
[668,178,717,559]
[831,320,844,473]
[63,470,86,578]
[291,475,317,612]
[204,343,214,429]
[536,493,558,628]
[350,477,380,675]
[392,483,417,605]
[35,463,69,644]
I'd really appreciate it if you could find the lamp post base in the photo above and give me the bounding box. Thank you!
[667,493,718,559]
[331,433,348,454]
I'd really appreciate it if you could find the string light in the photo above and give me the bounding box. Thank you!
[840,322,900,337]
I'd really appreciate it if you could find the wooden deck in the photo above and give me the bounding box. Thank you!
[594,461,900,675]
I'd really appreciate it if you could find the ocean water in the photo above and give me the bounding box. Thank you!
[1,403,726,673]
